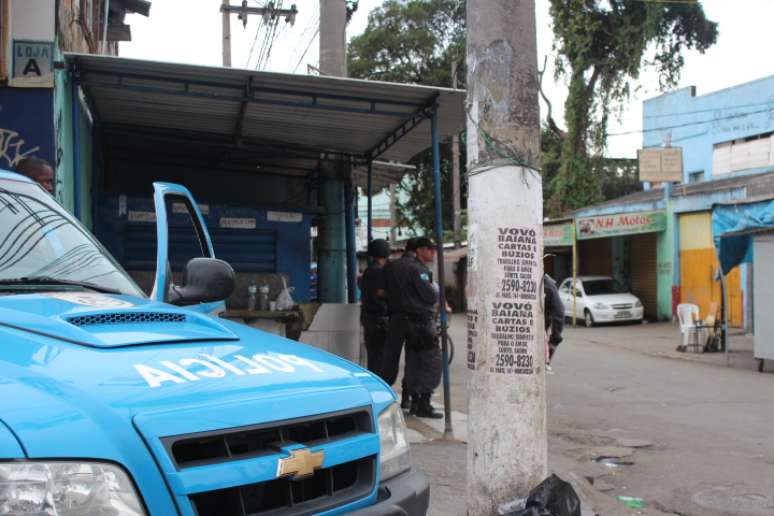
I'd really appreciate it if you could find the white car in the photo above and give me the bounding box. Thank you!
[558,276,644,327]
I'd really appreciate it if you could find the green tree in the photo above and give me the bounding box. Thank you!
[348,0,466,237]
[546,0,718,215]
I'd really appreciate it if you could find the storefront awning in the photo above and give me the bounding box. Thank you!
[64,53,465,189]
[713,198,774,273]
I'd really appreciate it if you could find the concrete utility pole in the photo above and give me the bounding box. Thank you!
[318,0,349,302]
[319,0,347,76]
[222,0,232,67]
[451,60,462,248]
[466,1,546,514]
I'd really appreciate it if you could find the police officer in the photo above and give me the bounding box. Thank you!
[382,238,417,409]
[381,237,442,418]
[360,239,390,373]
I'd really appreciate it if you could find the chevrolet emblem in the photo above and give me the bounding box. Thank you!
[277,448,325,480]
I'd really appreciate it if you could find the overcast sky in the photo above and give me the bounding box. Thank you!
[121,0,774,159]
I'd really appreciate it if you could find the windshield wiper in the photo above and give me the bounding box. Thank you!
[0,276,122,294]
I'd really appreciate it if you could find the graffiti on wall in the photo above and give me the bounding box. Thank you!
[0,128,41,169]
[0,89,55,172]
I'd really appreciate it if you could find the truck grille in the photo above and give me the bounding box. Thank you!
[165,410,372,468]
[161,409,376,515]
[191,455,375,516]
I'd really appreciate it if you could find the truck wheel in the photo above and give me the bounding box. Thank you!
[584,310,594,328]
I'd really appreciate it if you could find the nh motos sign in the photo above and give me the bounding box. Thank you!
[576,210,666,240]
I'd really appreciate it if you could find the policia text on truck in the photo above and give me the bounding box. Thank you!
[0,170,429,515]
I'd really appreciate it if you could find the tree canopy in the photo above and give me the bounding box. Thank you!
[348,0,719,232]
[545,0,718,215]
[348,0,466,236]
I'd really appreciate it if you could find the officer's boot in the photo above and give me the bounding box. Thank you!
[401,389,411,411]
[414,393,443,419]
[408,394,419,416]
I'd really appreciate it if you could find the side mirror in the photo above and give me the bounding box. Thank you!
[167,257,235,306]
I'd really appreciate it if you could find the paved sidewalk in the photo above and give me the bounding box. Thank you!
[564,321,760,373]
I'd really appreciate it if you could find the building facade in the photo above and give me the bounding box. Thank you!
[568,76,774,328]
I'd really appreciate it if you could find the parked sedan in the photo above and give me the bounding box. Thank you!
[558,276,644,327]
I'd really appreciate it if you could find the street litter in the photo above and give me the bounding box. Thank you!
[595,457,635,468]
[617,496,646,509]
[502,474,581,516]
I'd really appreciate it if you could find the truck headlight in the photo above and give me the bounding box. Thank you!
[378,402,411,481]
[592,302,608,310]
[635,300,643,308]
[0,461,145,515]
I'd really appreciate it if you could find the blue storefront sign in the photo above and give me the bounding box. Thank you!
[0,88,55,170]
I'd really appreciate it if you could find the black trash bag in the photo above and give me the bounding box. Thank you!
[508,474,581,516]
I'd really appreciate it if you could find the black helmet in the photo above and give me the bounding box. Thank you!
[368,239,391,258]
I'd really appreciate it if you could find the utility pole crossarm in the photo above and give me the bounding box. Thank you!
[220,3,299,22]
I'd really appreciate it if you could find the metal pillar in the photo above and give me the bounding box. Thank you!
[367,161,374,244]
[431,106,453,437]
[345,180,358,303]
[71,73,82,221]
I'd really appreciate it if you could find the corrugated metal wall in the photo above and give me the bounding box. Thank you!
[629,233,658,320]
[579,239,612,276]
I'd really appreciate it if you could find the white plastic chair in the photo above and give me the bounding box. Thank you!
[677,303,706,352]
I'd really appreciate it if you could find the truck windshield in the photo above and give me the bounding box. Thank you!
[0,178,144,296]
[583,279,628,296]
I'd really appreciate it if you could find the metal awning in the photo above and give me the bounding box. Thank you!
[65,53,464,188]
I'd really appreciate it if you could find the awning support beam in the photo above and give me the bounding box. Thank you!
[431,103,453,437]
[367,96,438,161]
[367,160,374,245]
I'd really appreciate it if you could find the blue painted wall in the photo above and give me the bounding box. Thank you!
[643,77,774,182]
[0,88,55,170]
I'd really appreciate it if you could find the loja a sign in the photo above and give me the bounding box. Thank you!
[638,148,683,183]
[12,40,54,87]
[576,210,666,240]
[544,222,574,247]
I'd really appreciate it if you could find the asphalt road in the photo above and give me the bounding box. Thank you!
[411,316,774,516]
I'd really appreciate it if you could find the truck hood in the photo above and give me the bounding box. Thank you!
[0,292,238,347]
[0,293,391,460]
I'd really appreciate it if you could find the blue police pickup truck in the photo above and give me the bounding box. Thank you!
[0,170,428,515]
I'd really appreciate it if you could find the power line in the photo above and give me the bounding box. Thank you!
[607,107,772,137]
[245,17,264,67]
[644,99,774,119]
[293,24,319,74]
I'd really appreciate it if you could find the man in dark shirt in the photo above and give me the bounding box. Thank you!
[381,237,442,418]
[360,239,390,373]
[544,273,565,368]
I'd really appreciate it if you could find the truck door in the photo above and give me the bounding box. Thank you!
[151,182,225,314]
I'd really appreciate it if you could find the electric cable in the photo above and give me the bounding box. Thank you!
[607,106,772,137]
